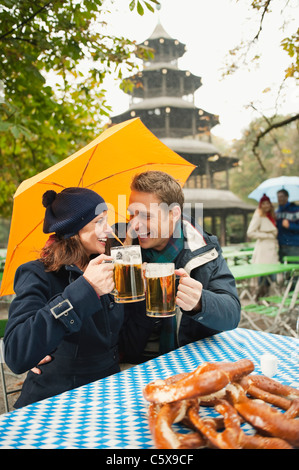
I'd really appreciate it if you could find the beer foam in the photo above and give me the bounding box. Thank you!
[145,263,174,278]
[111,246,142,265]
[114,256,140,265]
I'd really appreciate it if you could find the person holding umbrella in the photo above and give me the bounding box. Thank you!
[3,187,154,408]
[115,171,241,361]
[276,189,299,262]
[246,193,279,298]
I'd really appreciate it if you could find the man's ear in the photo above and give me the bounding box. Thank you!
[171,204,181,224]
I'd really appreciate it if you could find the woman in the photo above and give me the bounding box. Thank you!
[4,187,153,408]
[247,193,279,297]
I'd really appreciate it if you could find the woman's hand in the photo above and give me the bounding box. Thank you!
[83,254,115,297]
[175,268,203,312]
[31,355,52,375]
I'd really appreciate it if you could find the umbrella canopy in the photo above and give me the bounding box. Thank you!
[248,176,299,203]
[1,118,195,296]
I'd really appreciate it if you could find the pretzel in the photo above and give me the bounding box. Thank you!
[228,384,299,448]
[188,399,292,449]
[148,399,232,449]
[143,359,254,403]
[247,375,299,400]
[148,400,206,449]
[187,400,240,449]
[143,359,299,449]
[235,402,299,447]
[238,377,295,412]
[238,375,299,420]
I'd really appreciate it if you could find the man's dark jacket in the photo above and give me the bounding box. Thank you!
[174,218,240,345]
[117,217,241,360]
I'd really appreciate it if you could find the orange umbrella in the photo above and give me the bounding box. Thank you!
[1,118,195,296]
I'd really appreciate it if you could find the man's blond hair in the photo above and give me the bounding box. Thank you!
[130,171,184,211]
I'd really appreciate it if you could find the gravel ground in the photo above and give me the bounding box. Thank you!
[0,364,25,415]
[0,303,25,415]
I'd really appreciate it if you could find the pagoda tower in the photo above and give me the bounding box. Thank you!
[111,21,255,245]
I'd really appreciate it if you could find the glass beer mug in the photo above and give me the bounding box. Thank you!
[145,263,176,317]
[111,245,145,303]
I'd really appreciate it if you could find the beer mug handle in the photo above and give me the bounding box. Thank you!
[142,262,147,291]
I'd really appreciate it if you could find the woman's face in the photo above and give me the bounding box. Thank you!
[78,211,112,256]
[260,200,271,213]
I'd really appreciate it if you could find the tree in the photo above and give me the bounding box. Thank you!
[229,114,299,203]
[225,0,298,169]
[0,0,159,217]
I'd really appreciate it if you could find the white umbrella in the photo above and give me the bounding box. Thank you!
[248,176,299,203]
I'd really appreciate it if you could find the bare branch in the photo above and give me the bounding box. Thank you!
[249,102,284,159]
[253,0,272,41]
[254,113,299,145]
[252,146,267,173]
[252,113,299,172]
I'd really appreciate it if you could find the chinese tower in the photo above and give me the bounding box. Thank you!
[111,21,255,244]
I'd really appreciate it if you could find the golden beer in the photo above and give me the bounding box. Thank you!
[111,245,145,303]
[113,263,145,303]
[145,263,176,317]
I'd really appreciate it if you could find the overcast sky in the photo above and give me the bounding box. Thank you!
[100,0,298,142]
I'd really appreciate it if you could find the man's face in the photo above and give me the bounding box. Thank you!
[277,192,288,206]
[128,191,180,251]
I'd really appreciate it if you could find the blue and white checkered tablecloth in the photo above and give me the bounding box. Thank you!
[0,328,298,449]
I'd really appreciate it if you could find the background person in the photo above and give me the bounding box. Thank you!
[276,189,299,262]
[115,171,241,361]
[3,187,153,408]
[247,193,279,298]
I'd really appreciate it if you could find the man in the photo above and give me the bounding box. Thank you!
[117,171,240,362]
[276,189,299,262]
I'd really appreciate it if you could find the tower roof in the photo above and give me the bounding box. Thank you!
[149,21,172,40]
[183,188,256,212]
[142,20,186,60]
[125,65,202,99]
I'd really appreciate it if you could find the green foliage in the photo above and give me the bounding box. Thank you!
[0,0,158,218]
[129,0,160,15]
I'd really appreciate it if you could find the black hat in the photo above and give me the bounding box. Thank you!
[42,187,108,238]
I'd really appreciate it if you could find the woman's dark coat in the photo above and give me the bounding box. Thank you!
[4,261,153,408]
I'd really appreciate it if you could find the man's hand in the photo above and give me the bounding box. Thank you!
[175,268,203,312]
[282,219,290,229]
